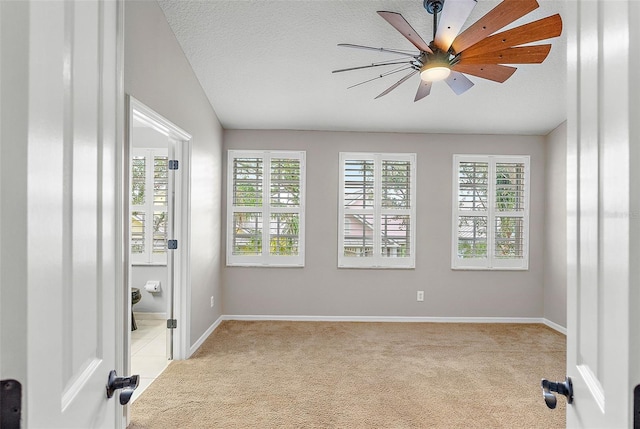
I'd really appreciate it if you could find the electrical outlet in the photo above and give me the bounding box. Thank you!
[417,291,424,302]
[210,296,214,308]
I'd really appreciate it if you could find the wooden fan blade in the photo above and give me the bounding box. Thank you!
[459,14,562,58]
[434,0,477,52]
[445,71,474,95]
[375,70,419,99]
[377,11,433,53]
[457,44,551,65]
[452,0,539,54]
[451,63,517,83]
[414,80,432,102]
[332,61,415,74]
[338,43,418,57]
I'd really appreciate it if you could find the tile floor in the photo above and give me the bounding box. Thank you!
[130,317,169,403]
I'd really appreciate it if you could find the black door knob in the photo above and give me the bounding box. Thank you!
[106,370,140,405]
[541,377,573,409]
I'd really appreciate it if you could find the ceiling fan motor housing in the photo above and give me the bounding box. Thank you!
[420,49,451,68]
[424,0,444,15]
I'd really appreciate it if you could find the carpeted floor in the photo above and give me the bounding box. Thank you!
[128,321,566,428]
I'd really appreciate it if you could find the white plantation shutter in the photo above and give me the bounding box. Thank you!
[456,160,489,261]
[231,157,263,257]
[339,153,416,268]
[227,150,305,266]
[380,160,412,258]
[131,148,169,264]
[131,211,146,254]
[270,158,301,256]
[452,155,530,270]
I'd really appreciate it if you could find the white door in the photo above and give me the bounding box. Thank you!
[565,0,640,427]
[23,1,124,427]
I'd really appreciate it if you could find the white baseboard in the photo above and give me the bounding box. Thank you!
[222,314,546,324]
[543,318,567,335]
[134,312,166,320]
[188,315,224,358]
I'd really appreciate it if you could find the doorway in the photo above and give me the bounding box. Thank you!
[126,96,191,401]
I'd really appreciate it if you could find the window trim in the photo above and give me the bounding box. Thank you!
[338,152,417,269]
[226,150,306,267]
[451,154,530,270]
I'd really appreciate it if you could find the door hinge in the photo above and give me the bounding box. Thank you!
[167,319,177,329]
[168,160,179,170]
[634,384,640,429]
[1,379,22,429]
[168,239,178,250]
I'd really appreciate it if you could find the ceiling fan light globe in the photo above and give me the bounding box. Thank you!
[420,65,451,82]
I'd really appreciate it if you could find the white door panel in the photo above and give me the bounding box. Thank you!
[566,0,638,427]
[24,1,123,427]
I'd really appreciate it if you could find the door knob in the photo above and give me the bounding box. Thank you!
[541,377,573,409]
[106,370,139,405]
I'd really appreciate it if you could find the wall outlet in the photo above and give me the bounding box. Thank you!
[210,296,214,308]
[417,291,424,302]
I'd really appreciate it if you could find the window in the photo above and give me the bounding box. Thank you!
[227,150,305,266]
[452,155,530,270]
[338,152,416,268]
[131,148,169,264]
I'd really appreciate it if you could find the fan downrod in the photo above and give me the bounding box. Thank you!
[423,0,444,15]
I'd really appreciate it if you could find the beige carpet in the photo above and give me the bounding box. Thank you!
[128,321,566,428]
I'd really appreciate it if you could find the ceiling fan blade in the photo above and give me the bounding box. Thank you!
[375,70,419,99]
[377,11,433,53]
[434,0,477,52]
[347,66,414,89]
[444,71,474,95]
[457,44,551,65]
[459,14,562,58]
[451,63,517,83]
[414,80,432,102]
[332,61,415,74]
[451,0,539,54]
[338,43,418,57]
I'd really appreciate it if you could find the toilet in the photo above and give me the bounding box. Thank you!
[131,287,141,331]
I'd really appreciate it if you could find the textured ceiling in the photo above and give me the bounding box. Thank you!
[157,0,567,135]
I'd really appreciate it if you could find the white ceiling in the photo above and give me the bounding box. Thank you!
[157,0,567,135]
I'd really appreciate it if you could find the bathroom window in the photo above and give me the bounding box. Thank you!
[226,150,306,266]
[452,154,530,270]
[131,148,169,264]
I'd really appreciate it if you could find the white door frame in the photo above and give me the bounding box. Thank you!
[125,96,192,366]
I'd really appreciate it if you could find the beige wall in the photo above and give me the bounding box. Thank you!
[543,122,567,328]
[124,0,224,346]
[222,130,546,318]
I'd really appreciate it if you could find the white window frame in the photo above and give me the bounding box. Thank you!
[338,152,417,269]
[226,150,306,267]
[451,154,530,270]
[130,148,169,265]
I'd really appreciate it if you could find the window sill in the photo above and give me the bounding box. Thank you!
[451,267,529,271]
[132,262,168,267]
[226,264,304,268]
[338,265,415,270]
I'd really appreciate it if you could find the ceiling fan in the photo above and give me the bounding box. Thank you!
[333,0,562,101]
